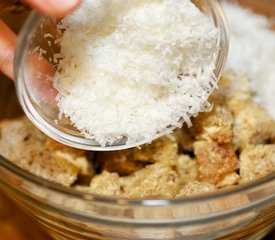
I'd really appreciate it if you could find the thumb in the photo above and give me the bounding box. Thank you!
[23,0,81,18]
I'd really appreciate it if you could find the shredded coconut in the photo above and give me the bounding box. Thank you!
[53,0,219,146]
[44,33,54,38]
[223,2,275,119]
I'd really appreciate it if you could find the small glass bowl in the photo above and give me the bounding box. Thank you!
[14,0,229,151]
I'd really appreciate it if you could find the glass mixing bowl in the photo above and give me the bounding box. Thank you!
[0,154,274,240]
[14,0,229,151]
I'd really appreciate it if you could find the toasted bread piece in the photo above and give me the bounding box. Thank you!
[190,105,234,144]
[96,136,178,176]
[95,150,146,176]
[240,145,275,183]
[121,163,179,198]
[0,117,80,186]
[219,77,275,150]
[132,136,178,166]
[194,141,239,185]
[177,181,216,197]
[89,171,122,196]
[46,138,93,177]
[53,151,93,177]
[231,103,275,150]
[0,117,46,161]
[176,155,198,186]
[33,150,79,187]
[224,77,253,116]
[45,137,85,157]
[208,76,252,112]
[89,163,180,198]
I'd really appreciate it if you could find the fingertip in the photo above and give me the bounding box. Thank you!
[24,0,81,18]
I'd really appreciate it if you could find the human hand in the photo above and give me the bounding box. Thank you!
[0,0,81,79]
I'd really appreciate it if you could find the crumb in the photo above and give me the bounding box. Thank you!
[194,141,239,185]
[240,145,275,183]
[177,181,216,197]
[176,155,198,186]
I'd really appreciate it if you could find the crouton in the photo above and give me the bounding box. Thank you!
[89,163,180,198]
[176,155,198,186]
[240,145,275,183]
[194,141,239,185]
[232,103,275,150]
[190,105,234,144]
[96,136,178,176]
[132,136,178,166]
[45,137,85,157]
[0,117,80,186]
[224,77,254,116]
[95,150,146,176]
[121,163,179,198]
[218,77,275,150]
[89,171,122,197]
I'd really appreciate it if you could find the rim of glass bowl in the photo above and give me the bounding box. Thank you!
[0,153,275,224]
[14,0,230,151]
